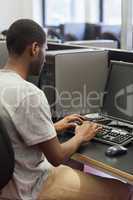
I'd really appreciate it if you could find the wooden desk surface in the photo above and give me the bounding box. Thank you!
[59,134,133,184]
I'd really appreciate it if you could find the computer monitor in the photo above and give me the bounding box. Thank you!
[102,61,133,124]
[39,49,108,119]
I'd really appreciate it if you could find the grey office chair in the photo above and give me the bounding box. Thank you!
[0,41,8,69]
[0,118,14,190]
[0,41,14,190]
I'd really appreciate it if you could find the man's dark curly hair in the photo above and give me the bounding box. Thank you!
[6,19,46,55]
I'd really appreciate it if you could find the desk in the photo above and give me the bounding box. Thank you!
[59,134,133,185]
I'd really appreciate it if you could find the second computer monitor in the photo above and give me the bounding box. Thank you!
[103,61,133,124]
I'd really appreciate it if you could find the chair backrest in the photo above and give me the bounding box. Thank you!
[0,40,8,69]
[0,119,14,190]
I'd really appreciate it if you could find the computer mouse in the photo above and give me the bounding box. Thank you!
[105,145,127,157]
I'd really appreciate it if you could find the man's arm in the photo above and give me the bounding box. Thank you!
[38,122,102,167]
[38,135,82,167]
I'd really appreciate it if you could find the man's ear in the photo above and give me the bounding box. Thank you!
[30,42,40,57]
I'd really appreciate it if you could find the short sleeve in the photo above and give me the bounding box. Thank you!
[11,91,57,146]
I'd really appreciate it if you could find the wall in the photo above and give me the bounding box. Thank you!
[0,0,43,31]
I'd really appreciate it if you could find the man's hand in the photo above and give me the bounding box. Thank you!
[54,114,85,134]
[39,118,102,167]
[75,121,103,143]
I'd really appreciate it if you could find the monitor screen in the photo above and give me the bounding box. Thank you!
[102,61,133,123]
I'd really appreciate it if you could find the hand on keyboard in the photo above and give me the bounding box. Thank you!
[75,121,103,143]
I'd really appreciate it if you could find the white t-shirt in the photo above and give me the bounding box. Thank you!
[0,69,57,200]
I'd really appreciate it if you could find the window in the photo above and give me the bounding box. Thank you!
[44,0,85,26]
[86,0,100,23]
[43,0,122,26]
[103,0,121,25]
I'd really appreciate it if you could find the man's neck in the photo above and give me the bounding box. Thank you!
[5,57,29,80]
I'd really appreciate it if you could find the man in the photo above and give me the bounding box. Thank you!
[0,19,131,200]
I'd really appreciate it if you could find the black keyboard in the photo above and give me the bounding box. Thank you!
[94,126,133,146]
